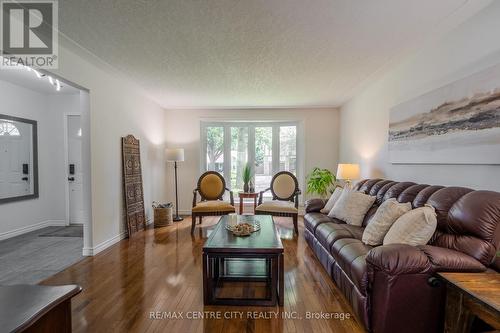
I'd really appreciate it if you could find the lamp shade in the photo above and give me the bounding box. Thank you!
[336,163,360,180]
[165,148,185,162]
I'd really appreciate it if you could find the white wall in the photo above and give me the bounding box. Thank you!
[51,38,168,252]
[339,2,500,191]
[0,80,81,239]
[164,108,339,213]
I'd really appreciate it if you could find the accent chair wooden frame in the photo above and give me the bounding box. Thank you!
[255,171,301,233]
[191,171,235,233]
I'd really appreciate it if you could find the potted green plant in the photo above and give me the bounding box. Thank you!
[306,167,336,198]
[242,163,252,193]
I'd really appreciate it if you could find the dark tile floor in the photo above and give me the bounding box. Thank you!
[0,226,83,285]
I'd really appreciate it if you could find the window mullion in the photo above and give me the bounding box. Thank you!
[248,125,256,180]
[201,124,207,173]
[272,124,280,174]
[223,125,231,186]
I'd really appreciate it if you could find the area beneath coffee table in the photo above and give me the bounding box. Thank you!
[222,258,268,279]
[214,258,272,300]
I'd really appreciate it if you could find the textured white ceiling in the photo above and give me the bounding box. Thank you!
[58,0,490,108]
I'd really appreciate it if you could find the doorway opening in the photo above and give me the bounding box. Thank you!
[0,65,92,285]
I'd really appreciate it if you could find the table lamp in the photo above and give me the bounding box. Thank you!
[336,163,360,189]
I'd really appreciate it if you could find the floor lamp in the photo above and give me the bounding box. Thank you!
[166,148,184,222]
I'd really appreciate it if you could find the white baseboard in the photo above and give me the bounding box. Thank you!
[83,231,127,256]
[82,218,151,256]
[0,220,66,241]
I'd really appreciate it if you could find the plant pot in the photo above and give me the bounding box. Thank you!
[243,182,249,193]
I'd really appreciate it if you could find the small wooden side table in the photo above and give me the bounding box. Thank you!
[238,192,259,214]
[438,272,500,333]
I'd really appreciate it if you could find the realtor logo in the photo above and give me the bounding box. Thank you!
[1,0,58,68]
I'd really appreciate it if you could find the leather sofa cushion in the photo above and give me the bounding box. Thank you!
[304,212,337,233]
[315,222,363,251]
[397,184,429,204]
[430,189,500,266]
[362,205,378,227]
[368,180,394,197]
[304,198,326,213]
[330,238,373,295]
[427,187,473,229]
[375,181,398,205]
[357,179,382,193]
[367,244,485,276]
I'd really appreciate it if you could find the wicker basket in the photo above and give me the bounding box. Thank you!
[154,207,173,227]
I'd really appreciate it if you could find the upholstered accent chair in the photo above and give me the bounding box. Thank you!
[191,171,235,233]
[255,171,301,233]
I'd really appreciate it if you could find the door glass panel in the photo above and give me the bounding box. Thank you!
[230,127,249,192]
[279,126,297,174]
[206,127,224,173]
[254,127,272,193]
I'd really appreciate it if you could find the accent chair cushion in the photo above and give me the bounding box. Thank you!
[383,205,437,246]
[199,173,224,200]
[329,191,376,226]
[272,173,296,199]
[192,200,235,213]
[256,201,298,214]
[362,198,412,246]
[321,187,344,214]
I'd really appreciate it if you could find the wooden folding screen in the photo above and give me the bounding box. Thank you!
[122,135,146,236]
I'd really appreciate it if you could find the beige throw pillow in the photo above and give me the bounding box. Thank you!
[362,198,412,246]
[329,191,376,226]
[383,205,437,246]
[320,187,344,214]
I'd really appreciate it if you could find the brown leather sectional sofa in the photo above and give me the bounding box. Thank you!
[304,179,500,333]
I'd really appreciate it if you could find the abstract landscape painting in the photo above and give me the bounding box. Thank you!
[389,62,500,164]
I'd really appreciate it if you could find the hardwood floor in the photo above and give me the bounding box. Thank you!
[42,217,364,333]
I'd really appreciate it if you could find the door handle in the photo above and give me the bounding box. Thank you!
[68,177,75,181]
[22,177,28,181]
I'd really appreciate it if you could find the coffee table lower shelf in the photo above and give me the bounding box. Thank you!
[202,253,284,306]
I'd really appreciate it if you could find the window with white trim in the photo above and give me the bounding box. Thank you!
[201,122,300,195]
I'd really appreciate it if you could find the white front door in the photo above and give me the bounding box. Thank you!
[67,115,84,224]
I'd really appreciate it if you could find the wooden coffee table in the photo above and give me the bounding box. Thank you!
[202,215,284,306]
